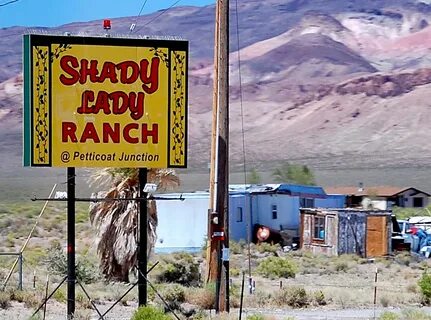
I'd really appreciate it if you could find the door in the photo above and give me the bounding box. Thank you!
[366,216,388,257]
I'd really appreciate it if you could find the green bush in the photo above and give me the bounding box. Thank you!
[312,290,326,306]
[402,308,431,320]
[255,242,279,254]
[418,273,431,304]
[230,240,243,254]
[130,306,171,320]
[53,288,66,303]
[155,253,200,286]
[256,256,297,279]
[43,242,99,284]
[275,286,309,308]
[247,315,265,320]
[378,311,399,320]
[158,284,186,310]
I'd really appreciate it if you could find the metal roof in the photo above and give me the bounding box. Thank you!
[325,186,430,197]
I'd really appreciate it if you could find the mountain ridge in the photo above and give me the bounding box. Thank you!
[1,0,431,177]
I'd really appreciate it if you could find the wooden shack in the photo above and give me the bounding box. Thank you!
[300,208,392,257]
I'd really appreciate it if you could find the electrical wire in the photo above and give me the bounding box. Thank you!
[130,0,149,33]
[0,0,19,7]
[234,0,252,281]
[133,0,182,33]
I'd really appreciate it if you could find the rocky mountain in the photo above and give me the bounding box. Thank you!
[1,0,431,180]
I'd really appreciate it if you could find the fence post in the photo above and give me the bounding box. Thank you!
[18,253,23,290]
[279,280,283,289]
[373,267,378,320]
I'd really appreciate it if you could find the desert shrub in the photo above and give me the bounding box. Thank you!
[407,283,417,293]
[0,291,11,309]
[312,290,326,306]
[74,309,92,320]
[230,241,243,254]
[131,306,171,320]
[380,296,390,307]
[418,273,431,304]
[185,284,215,309]
[76,292,92,309]
[246,291,271,308]
[8,289,39,308]
[256,257,297,279]
[157,284,186,310]
[53,287,66,303]
[230,268,240,276]
[255,242,278,254]
[275,286,309,308]
[378,311,399,320]
[401,309,431,320]
[228,283,241,308]
[334,261,349,272]
[395,252,412,266]
[247,315,265,320]
[43,242,99,284]
[155,252,200,286]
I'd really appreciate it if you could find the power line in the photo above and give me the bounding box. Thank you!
[0,0,19,7]
[129,0,149,33]
[133,0,182,33]
[234,0,251,282]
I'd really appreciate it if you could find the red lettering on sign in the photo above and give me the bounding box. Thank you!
[142,123,158,144]
[117,61,139,84]
[59,56,80,85]
[62,122,78,142]
[103,123,120,143]
[80,122,100,143]
[124,123,139,143]
[140,57,160,94]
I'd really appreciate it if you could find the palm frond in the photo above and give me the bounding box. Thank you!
[89,168,178,282]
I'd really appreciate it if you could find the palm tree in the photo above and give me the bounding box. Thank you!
[89,168,179,282]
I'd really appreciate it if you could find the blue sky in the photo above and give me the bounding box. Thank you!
[0,0,215,28]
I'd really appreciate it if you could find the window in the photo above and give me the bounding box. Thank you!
[271,205,277,219]
[300,198,315,208]
[314,216,325,240]
[236,207,243,222]
[413,197,424,208]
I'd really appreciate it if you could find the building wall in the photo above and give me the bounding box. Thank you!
[315,195,346,208]
[229,193,251,242]
[301,212,338,256]
[398,190,429,208]
[155,193,209,253]
[156,192,252,252]
[252,194,300,231]
[337,211,367,256]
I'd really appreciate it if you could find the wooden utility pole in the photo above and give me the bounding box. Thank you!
[218,0,229,312]
[206,0,220,284]
[206,0,230,313]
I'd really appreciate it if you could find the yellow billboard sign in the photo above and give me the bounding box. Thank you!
[23,34,188,168]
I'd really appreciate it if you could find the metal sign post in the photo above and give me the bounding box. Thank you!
[67,167,76,318]
[138,168,148,306]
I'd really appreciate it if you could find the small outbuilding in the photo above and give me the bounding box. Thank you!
[300,208,393,257]
[325,186,430,209]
